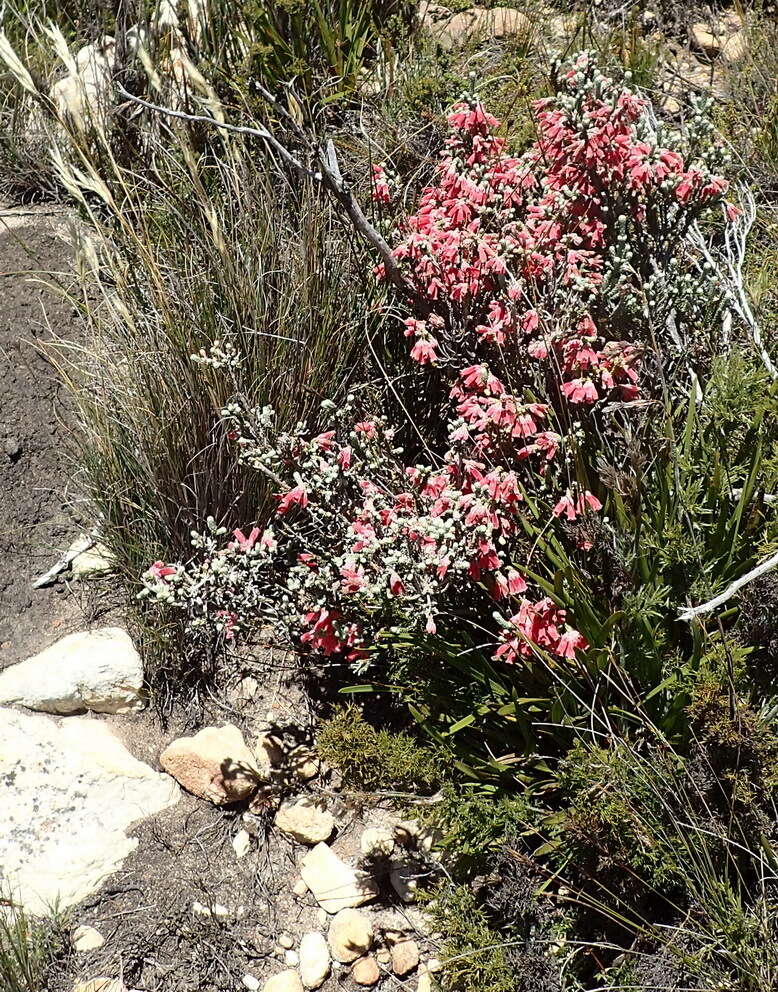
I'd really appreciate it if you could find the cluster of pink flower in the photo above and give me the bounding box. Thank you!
[374,54,731,412]
[146,56,735,674]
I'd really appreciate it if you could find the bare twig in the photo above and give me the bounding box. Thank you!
[688,188,777,378]
[678,548,778,622]
[32,529,99,588]
[115,84,416,299]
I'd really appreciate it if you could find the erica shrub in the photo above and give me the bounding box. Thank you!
[141,54,743,691]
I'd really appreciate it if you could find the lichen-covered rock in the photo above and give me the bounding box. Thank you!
[0,709,178,914]
[0,627,144,714]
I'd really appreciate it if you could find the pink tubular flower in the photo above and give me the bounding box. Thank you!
[354,421,377,439]
[229,526,260,551]
[562,378,599,404]
[371,163,391,204]
[148,560,177,581]
[556,628,589,659]
[576,491,602,514]
[389,571,406,596]
[410,336,439,365]
[340,564,367,594]
[553,494,577,521]
[276,485,309,515]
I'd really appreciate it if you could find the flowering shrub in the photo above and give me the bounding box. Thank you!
[141,398,591,667]
[142,54,739,678]
[378,54,733,409]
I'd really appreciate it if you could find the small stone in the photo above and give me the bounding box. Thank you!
[233,828,251,859]
[276,798,335,845]
[236,676,260,701]
[73,925,105,952]
[73,981,125,992]
[359,826,394,858]
[327,908,373,963]
[299,931,330,989]
[289,746,320,781]
[160,724,258,804]
[192,901,229,919]
[389,937,419,977]
[417,967,433,992]
[722,30,747,64]
[243,976,261,992]
[70,537,115,577]
[691,22,723,58]
[0,628,144,715]
[427,958,443,972]
[389,861,418,903]
[279,933,295,949]
[293,878,309,897]
[262,971,304,992]
[254,732,285,776]
[351,955,380,986]
[317,909,329,926]
[4,436,22,461]
[300,843,379,913]
[284,951,299,967]
[376,949,391,965]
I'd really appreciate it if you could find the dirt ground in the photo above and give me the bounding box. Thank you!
[0,205,91,668]
[47,660,435,992]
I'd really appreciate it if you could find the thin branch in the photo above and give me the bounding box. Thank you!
[115,83,416,300]
[678,548,778,622]
[32,530,99,588]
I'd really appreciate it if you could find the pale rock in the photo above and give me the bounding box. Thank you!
[73,980,125,992]
[360,826,394,858]
[417,967,433,992]
[317,909,329,926]
[235,676,260,701]
[0,627,144,714]
[192,901,229,919]
[389,936,420,976]
[284,951,300,967]
[276,799,334,845]
[289,746,320,781]
[299,931,330,989]
[429,5,531,50]
[0,709,178,914]
[160,724,258,804]
[691,22,723,58]
[376,948,391,965]
[327,908,373,963]
[390,861,418,903]
[722,30,747,64]
[50,36,115,131]
[69,536,115,577]
[352,955,380,986]
[300,843,379,913]
[293,878,309,897]
[254,731,286,776]
[73,925,105,952]
[262,971,304,992]
[427,958,443,972]
[279,933,295,949]
[243,977,260,992]
[233,828,251,859]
